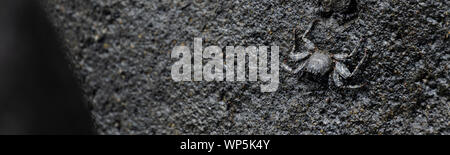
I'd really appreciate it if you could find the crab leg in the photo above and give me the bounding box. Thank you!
[350,50,367,77]
[335,50,367,79]
[333,38,364,60]
[333,50,368,88]
[289,27,312,61]
[342,84,365,89]
[281,61,307,74]
[290,52,311,61]
[283,26,310,74]
[331,70,365,89]
[332,70,344,87]
[301,19,319,51]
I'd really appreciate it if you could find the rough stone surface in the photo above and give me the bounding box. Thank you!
[44,0,449,135]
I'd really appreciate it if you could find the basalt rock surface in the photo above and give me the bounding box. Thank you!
[44,0,449,134]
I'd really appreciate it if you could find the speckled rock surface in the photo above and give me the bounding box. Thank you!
[44,0,449,135]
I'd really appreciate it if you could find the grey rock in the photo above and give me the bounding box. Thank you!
[44,0,449,135]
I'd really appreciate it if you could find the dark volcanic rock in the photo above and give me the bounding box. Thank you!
[44,0,449,134]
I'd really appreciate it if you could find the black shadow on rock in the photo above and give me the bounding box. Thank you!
[0,0,95,134]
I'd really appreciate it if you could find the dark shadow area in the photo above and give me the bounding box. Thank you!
[0,0,94,134]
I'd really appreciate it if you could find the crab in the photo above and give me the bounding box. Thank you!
[281,19,367,88]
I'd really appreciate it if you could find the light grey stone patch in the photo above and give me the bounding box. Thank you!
[259,46,280,92]
[225,46,245,82]
[171,46,191,81]
[246,46,259,82]
[203,46,223,82]
[232,46,258,82]
[193,38,203,81]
